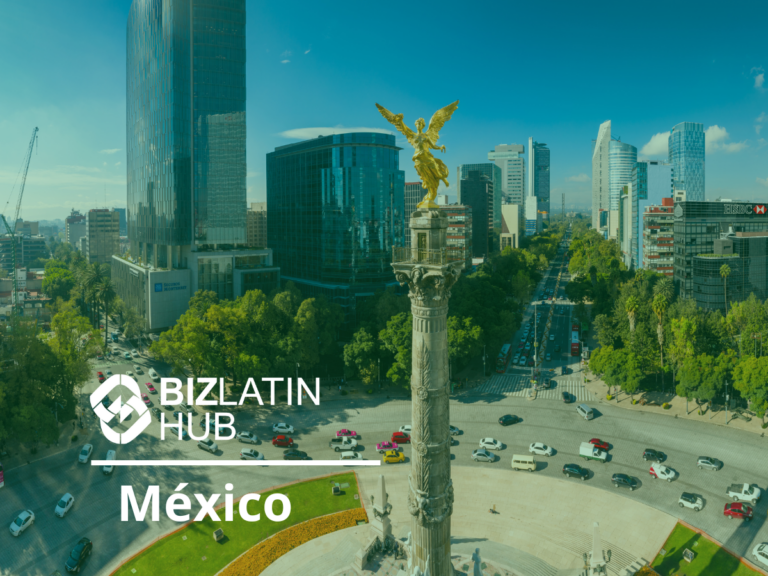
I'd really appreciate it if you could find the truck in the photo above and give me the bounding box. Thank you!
[727,484,761,504]
[329,437,359,452]
[579,442,607,463]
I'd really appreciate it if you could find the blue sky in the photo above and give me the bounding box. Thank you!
[1,1,766,221]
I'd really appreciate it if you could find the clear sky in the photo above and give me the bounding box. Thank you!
[1,1,766,221]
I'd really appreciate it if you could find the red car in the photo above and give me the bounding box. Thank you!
[145,383,157,394]
[724,503,752,521]
[527,358,535,366]
[392,431,410,444]
[141,393,151,406]
[272,435,294,448]
[336,429,358,438]
[590,438,610,451]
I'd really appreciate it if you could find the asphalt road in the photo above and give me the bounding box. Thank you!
[2,245,766,576]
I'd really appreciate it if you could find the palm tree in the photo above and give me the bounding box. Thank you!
[82,263,106,326]
[625,296,639,336]
[720,264,731,314]
[652,293,668,391]
[96,277,117,348]
[588,265,597,288]
[653,277,674,302]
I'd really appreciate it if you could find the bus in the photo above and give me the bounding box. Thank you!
[571,324,581,357]
[496,344,513,373]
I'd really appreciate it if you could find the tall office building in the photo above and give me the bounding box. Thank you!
[0,235,47,273]
[85,209,120,265]
[669,122,705,201]
[267,132,405,327]
[246,202,267,248]
[457,170,492,257]
[439,204,473,269]
[642,198,675,277]
[112,207,127,236]
[65,209,86,246]
[625,161,673,269]
[528,138,550,220]
[115,0,279,332]
[591,120,637,238]
[457,163,501,229]
[592,121,611,232]
[404,181,423,248]
[488,144,525,206]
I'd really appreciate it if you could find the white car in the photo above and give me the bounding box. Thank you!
[479,438,502,451]
[340,451,363,462]
[518,358,526,366]
[133,365,143,374]
[240,448,264,460]
[272,423,294,434]
[678,492,704,511]
[131,349,139,357]
[78,444,93,464]
[529,442,553,457]
[650,463,676,482]
[237,431,259,444]
[148,368,159,381]
[449,425,461,436]
[126,371,134,377]
[9,510,35,536]
[753,543,768,569]
[55,493,75,518]
[399,425,412,435]
[549,334,555,341]
[102,450,116,475]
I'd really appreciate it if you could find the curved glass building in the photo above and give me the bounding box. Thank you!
[609,139,637,211]
[267,133,405,325]
[669,122,705,201]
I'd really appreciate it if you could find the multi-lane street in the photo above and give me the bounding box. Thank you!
[2,242,767,576]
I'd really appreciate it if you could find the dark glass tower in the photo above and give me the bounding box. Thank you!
[267,133,405,324]
[126,0,246,268]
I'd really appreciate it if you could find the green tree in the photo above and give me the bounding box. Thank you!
[588,345,614,378]
[96,277,117,348]
[343,328,379,385]
[720,264,731,314]
[732,356,768,423]
[42,267,75,302]
[447,316,483,375]
[379,312,413,386]
[624,295,639,336]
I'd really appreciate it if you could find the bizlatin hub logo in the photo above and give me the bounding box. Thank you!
[90,375,152,444]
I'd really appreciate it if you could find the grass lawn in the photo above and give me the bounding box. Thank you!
[652,523,760,576]
[113,472,361,576]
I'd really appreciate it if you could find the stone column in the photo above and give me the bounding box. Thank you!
[392,208,463,576]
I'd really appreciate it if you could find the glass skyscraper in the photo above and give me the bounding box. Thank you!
[457,163,502,229]
[127,0,247,267]
[528,138,550,219]
[669,122,705,201]
[608,140,637,211]
[266,133,405,325]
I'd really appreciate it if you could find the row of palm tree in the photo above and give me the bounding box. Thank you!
[72,262,117,348]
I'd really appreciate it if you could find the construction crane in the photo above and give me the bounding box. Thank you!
[2,127,39,322]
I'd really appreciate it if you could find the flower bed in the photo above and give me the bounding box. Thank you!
[220,508,368,576]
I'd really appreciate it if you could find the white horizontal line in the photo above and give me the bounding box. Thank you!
[91,460,381,467]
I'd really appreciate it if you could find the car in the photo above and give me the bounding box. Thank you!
[340,451,363,462]
[479,438,502,450]
[724,502,753,521]
[123,352,132,360]
[133,365,143,374]
[198,438,218,453]
[449,425,461,435]
[237,431,258,444]
[272,435,294,448]
[383,450,405,464]
[752,543,768,569]
[549,334,555,341]
[145,382,157,394]
[678,492,704,511]
[180,428,189,440]
[9,510,35,536]
[151,407,161,420]
[141,393,151,406]
[283,449,309,460]
[173,410,185,421]
[65,537,93,573]
[520,336,526,343]
[180,402,196,415]
[562,391,572,403]
[96,371,104,377]
[560,365,567,375]
[399,425,412,434]
[240,448,264,460]
[642,448,665,462]
[336,429,358,438]
[612,473,637,491]
[377,441,399,453]
[392,431,410,443]
[55,493,75,518]
[126,371,133,377]
[524,342,532,350]
[517,343,524,350]
[527,358,535,366]
[555,345,561,353]
[529,442,553,457]
[78,444,93,464]
[105,368,113,376]
[472,448,495,463]
[589,438,610,451]
[513,354,521,362]
[96,354,104,360]
[498,414,520,426]
[98,374,105,383]
[101,397,112,409]
[148,368,159,381]
[545,353,551,361]
[131,349,139,357]
[697,456,723,471]
[562,463,589,480]
[518,358,526,366]
[649,463,676,482]
[272,422,294,434]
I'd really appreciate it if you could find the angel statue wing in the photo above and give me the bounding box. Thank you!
[375,103,416,144]
[426,100,459,143]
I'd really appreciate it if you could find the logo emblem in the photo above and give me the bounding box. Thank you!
[674,204,683,218]
[155,283,163,292]
[754,205,766,215]
[91,375,152,445]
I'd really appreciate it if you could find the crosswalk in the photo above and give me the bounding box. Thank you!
[475,375,591,401]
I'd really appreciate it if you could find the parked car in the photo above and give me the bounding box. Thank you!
[383,450,405,464]
[198,438,218,453]
[399,425,412,435]
[65,537,93,573]
[498,414,520,426]
[752,543,768,569]
[272,423,294,434]
[272,435,294,448]
[472,448,496,463]
[55,494,75,518]
[240,448,264,460]
[649,463,676,482]
[376,441,399,453]
[283,449,309,460]
[642,448,665,462]
[78,444,93,464]
[9,510,35,536]
[562,463,589,480]
[589,438,610,451]
[237,431,258,444]
[392,431,410,444]
[611,473,637,491]
[479,438,502,451]
[678,492,704,511]
[529,442,553,457]
[724,502,753,521]
[697,456,723,471]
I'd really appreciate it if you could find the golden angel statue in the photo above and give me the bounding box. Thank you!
[376,100,459,209]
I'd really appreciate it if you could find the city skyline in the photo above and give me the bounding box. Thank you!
[1,1,767,221]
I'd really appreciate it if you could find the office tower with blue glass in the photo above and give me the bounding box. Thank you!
[669,122,705,201]
[592,121,611,232]
[266,133,405,328]
[488,144,526,206]
[114,0,279,332]
[457,170,493,257]
[457,163,502,230]
[528,138,550,222]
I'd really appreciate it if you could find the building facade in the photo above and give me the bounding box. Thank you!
[642,198,675,277]
[500,203,520,250]
[65,209,86,246]
[266,132,405,327]
[673,201,768,299]
[669,122,705,202]
[85,209,120,265]
[0,235,48,273]
[113,207,127,236]
[246,202,267,248]
[608,139,637,238]
[457,163,501,229]
[625,161,673,269]
[404,181,423,248]
[457,170,492,257]
[592,120,611,232]
[488,144,525,206]
[528,138,550,219]
[439,204,472,269]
